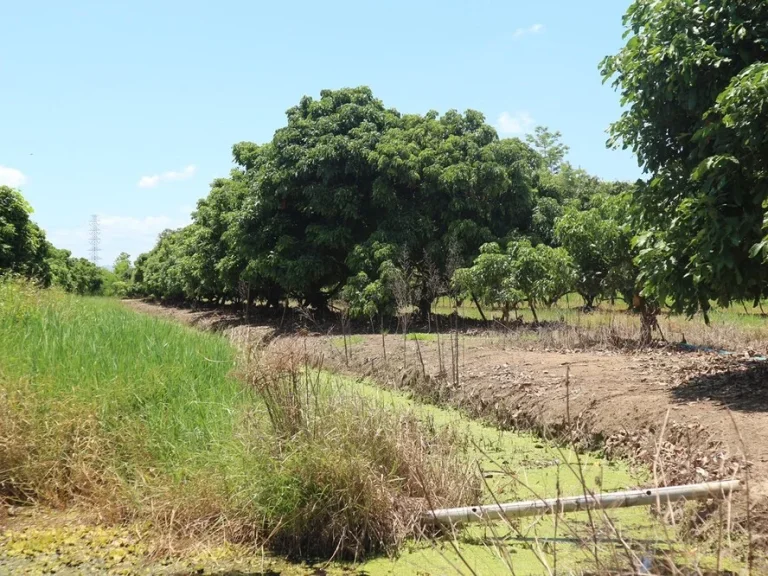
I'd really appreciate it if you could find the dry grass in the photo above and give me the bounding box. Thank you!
[472,310,768,355]
[240,338,482,559]
[0,386,122,510]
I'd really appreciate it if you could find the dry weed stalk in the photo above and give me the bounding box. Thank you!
[241,338,482,559]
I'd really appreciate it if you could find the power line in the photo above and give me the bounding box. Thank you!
[89,214,101,266]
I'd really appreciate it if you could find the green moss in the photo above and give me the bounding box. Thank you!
[351,381,742,575]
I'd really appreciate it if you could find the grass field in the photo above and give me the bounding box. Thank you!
[0,281,476,559]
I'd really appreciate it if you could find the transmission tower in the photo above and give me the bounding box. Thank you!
[88,215,101,266]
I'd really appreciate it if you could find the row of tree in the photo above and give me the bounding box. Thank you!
[126,92,638,324]
[0,186,131,295]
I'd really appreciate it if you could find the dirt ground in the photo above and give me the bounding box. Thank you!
[123,300,768,542]
[324,336,765,482]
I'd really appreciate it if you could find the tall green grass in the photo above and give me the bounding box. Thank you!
[0,280,264,530]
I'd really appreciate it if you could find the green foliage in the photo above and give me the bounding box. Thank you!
[526,126,569,173]
[602,0,768,317]
[453,239,575,321]
[554,192,636,308]
[453,242,520,318]
[46,246,110,296]
[340,272,392,320]
[134,228,192,301]
[0,188,122,297]
[132,87,539,312]
[530,197,563,246]
[0,186,50,283]
[111,88,634,318]
[235,88,395,309]
[507,239,575,320]
[113,252,133,282]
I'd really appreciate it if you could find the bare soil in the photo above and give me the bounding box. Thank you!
[123,300,768,546]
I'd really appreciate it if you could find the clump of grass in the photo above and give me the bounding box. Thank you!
[0,384,118,507]
[407,333,438,342]
[330,334,364,349]
[244,340,481,559]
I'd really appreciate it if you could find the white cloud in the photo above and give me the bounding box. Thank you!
[48,212,191,265]
[496,111,535,135]
[0,166,27,187]
[513,23,545,39]
[138,164,196,189]
[99,215,181,238]
[138,175,160,188]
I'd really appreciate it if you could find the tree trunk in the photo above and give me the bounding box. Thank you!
[306,290,329,317]
[418,295,432,323]
[470,292,487,322]
[637,295,658,347]
[529,301,539,324]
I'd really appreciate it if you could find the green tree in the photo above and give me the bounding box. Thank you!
[601,0,768,317]
[508,239,574,322]
[554,193,635,310]
[48,246,75,291]
[453,240,574,323]
[0,186,50,282]
[67,257,105,295]
[236,88,396,311]
[234,88,537,315]
[532,244,575,308]
[340,241,398,320]
[350,109,536,317]
[113,252,133,282]
[453,243,521,321]
[526,126,569,173]
[135,228,189,301]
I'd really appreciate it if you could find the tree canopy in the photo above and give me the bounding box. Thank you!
[602,0,768,317]
[0,186,50,282]
[134,87,550,315]
[112,87,637,321]
[0,186,116,295]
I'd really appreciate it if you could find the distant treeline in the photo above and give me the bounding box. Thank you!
[0,186,132,296]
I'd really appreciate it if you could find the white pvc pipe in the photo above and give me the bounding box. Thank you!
[423,480,741,526]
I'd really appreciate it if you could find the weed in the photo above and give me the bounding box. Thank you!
[242,339,481,558]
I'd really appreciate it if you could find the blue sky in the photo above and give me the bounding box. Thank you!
[1,0,639,265]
